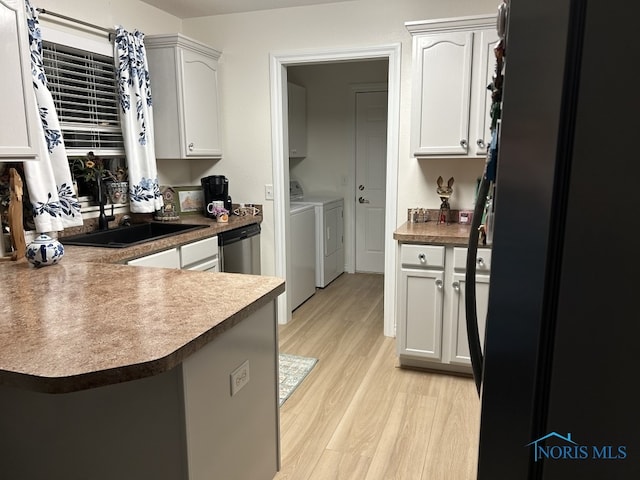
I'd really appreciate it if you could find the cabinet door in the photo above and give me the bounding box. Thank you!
[287,82,307,158]
[181,48,222,157]
[0,0,40,162]
[185,257,219,272]
[410,31,473,156]
[470,29,500,156]
[180,236,218,268]
[127,248,180,269]
[397,267,444,360]
[449,272,490,366]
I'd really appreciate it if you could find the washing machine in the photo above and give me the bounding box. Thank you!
[290,180,344,288]
[289,203,316,311]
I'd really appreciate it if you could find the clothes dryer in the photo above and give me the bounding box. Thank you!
[290,180,344,288]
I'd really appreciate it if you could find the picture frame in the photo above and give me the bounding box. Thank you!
[173,186,204,215]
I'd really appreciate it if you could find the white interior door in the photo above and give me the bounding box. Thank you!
[355,90,387,273]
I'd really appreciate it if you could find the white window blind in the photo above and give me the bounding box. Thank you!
[42,40,124,156]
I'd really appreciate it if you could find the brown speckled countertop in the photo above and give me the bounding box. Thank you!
[394,221,473,245]
[0,214,285,394]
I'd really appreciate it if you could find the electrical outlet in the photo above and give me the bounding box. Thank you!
[265,184,274,200]
[230,360,250,396]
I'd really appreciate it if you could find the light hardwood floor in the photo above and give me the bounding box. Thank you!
[275,273,481,480]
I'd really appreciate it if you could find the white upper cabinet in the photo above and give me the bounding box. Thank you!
[407,15,499,158]
[0,0,41,162]
[471,29,501,156]
[287,82,307,158]
[145,34,222,159]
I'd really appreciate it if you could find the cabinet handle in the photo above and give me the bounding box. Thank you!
[476,139,486,148]
[188,142,194,151]
[418,253,426,263]
[477,257,485,267]
[460,139,468,149]
[452,281,460,292]
[435,279,443,290]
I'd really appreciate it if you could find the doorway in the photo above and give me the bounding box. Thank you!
[286,64,388,279]
[269,45,400,337]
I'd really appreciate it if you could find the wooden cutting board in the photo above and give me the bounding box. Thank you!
[4,168,26,261]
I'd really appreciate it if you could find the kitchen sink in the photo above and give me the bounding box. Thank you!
[61,223,208,248]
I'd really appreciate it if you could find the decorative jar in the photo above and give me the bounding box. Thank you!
[26,234,64,267]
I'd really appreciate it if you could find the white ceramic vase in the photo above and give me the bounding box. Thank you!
[26,234,64,267]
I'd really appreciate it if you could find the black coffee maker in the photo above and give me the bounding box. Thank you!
[201,175,232,218]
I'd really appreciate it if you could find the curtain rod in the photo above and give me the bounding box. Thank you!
[36,8,116,39]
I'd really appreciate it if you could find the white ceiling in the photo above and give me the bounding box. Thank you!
[140,0,357,18]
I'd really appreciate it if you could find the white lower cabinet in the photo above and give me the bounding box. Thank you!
[397,245,445,361]
[397,243,491,373]
[180,236,219,272]
[127,248,180,269]
[127,236,219,271]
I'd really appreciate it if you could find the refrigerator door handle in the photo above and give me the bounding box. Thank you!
[465,175,491,395]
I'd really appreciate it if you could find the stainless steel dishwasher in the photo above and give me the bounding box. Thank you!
[218,223,261,274]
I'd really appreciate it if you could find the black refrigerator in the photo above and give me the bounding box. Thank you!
[471,0,640,478]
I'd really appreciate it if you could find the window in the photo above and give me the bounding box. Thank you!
[42,40,124,156]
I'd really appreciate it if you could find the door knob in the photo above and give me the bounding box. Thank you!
[188,142,194,151]
[358,185,365,191]
[358,196,370,204]
[460,139,468,149]
[476,139,486,148]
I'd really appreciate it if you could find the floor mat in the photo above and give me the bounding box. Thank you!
[279,353,318,406]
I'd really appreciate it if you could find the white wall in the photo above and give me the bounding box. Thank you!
[33,0,181,35]
[181,0,498,276]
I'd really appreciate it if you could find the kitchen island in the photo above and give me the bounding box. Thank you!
[0,260,284,479]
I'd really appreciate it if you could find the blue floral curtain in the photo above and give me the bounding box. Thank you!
[23,0,83,232]
[114,27,163,213]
